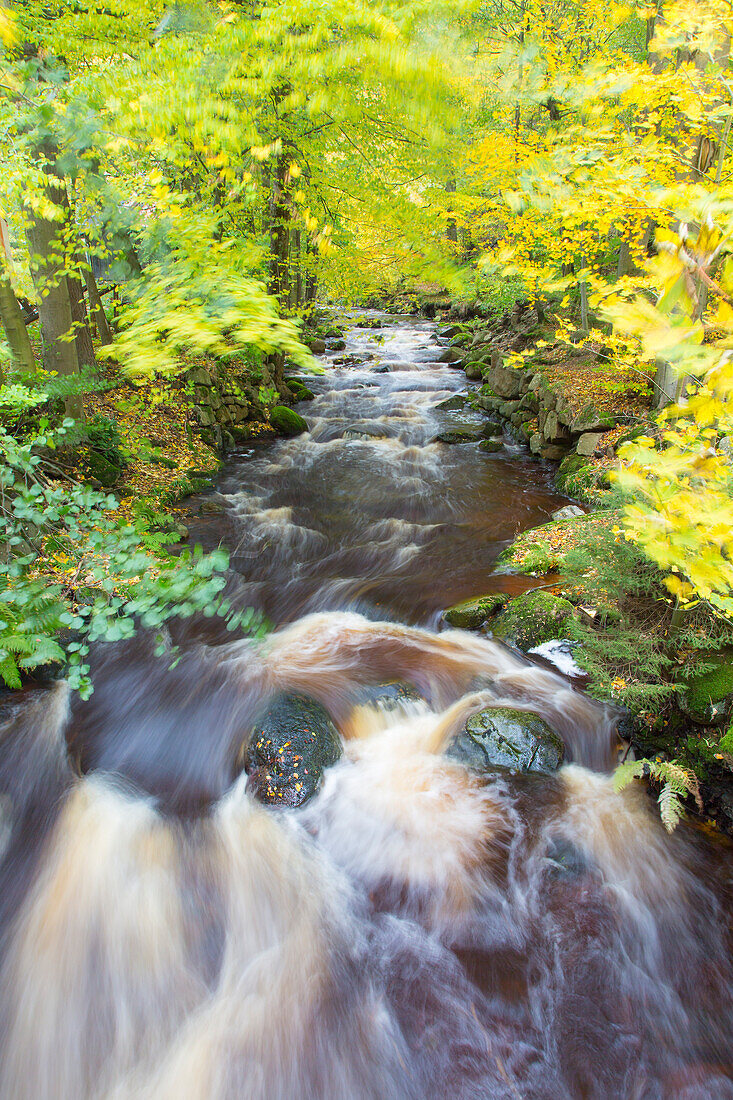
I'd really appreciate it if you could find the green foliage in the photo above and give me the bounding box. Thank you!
[0,382,48,424]
[561,521,733,713]
[0,417,263,697]
[614,758,702,832]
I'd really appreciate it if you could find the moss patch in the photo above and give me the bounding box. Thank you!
[491,590,579,650]
[680,655,733,725]
[269,405,308,436]
[443,593,508,629]
[496,510,621,576]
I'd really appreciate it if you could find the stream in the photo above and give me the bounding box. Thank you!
[0,315,732,1098]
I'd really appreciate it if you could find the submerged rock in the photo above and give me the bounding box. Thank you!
[353,681,426,711]
[245,692,342,807]
[490,591,579,650]
[270,406,308,436]
[446,705,565,775]
[443,593,508,629]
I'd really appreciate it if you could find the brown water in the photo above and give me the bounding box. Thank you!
[0,316,732,1099]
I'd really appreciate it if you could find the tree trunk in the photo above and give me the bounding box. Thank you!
[82,262,113,345]
[578,253,589,331]
[24,142,83,420]
[0,219,34,372]
[68,269,96,370]
[616,237,631,278]
[0,276,35,373]
[268,152,290,304]
[445,178,458,243]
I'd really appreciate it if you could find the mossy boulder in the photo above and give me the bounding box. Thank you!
[446,706,565,775]
[245,693,342,807]
[679,655,733,726]
[270,405,308,436]
[84,451,123,488]
[490,591,578,650]
[285,378,315,402]
[478,439,503,453]
[443,593,508,629]
[555,452,609,504]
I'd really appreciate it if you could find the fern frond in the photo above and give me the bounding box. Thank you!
[657,783,684,833]
[0,654,20,689]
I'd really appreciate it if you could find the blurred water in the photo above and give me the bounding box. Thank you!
[0,316,731,1099]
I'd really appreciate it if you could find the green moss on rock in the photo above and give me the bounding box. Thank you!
[285,379,315,401]
[496,537,557,575]
[446,706,565,775]
[491,590,578,650]
[270,405,308,436]
[443,593,508,629]
[679,655,733,726]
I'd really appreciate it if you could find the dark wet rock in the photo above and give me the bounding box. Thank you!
[545,836,592,877]
[306,337,327,354]
[490,591,579,650]
[439,347,464,364]
[434,394,470,411]
[353,681,426,712]
[328,339,346,351]
[465,363,484,381]
[245,693,342,807]
[371,364,391,373]
[436,428,487,444]
[433,410,498,445]
[438,324,462,338]
[343,424,387,441]
[285,378,315,402]
[446,705,565,775]
[443,593,508,629]
[478,438,503,453]
[270,406,308,436]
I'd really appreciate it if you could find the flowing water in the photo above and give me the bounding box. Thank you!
[1,316,732,1099]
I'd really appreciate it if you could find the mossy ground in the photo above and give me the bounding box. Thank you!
[496,511,621,575]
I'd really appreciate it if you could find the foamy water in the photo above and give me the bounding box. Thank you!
[0,316,731,1098]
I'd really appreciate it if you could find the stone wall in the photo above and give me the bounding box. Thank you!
[478,359,616,463]
[187,356,289,451]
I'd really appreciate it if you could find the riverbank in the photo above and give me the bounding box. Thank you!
[428,300,733,833]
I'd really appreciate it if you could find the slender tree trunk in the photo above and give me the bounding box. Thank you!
[68,269,96,370]
[268,152,291,304]
[445,178,458,243]
[24,141,83,420]
[82,262,113,345]
[616,237,631,278]
[577,252,589,330]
